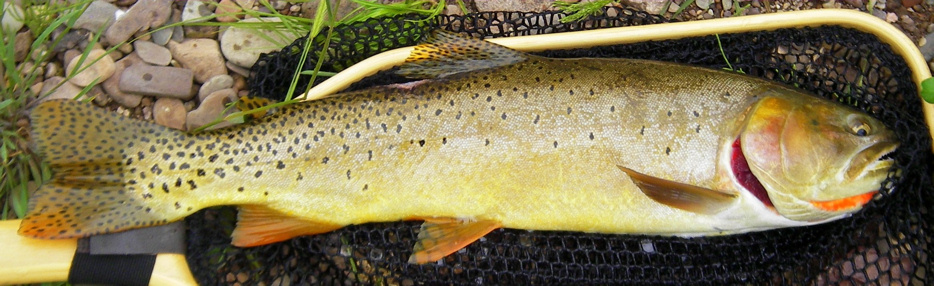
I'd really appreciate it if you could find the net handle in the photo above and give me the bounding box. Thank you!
[299,9,934,152]
[0,219,197,285]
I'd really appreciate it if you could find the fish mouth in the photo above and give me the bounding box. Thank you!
[845,141,898,182]
[729,138,773,208]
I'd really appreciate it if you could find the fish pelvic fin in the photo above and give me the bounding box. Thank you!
[19,99,189,239]
[408,217,501,264]
[617,166,738,215]
[231,205,343,247]
[397,31,529,79]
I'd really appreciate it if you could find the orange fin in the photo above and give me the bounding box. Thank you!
[617,166,738,215]
[810,192,876,211]
[408,217,500,264]
[231,205,342,247]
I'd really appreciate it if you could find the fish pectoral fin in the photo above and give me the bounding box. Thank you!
[408,217,501,264]
[617,166,738,215]
[231,205,342,247]
[397,31,529,79]
[236,96,278,120]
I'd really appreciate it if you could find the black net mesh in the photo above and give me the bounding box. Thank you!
[196,7,934,285]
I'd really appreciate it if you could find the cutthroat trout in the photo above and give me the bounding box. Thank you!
[20,32,898,264]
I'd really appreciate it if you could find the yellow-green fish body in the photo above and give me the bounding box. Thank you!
[21,32,897,263]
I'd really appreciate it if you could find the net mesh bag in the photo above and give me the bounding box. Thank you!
[186,7,934,285]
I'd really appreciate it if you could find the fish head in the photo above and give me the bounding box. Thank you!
[737,91,898,222]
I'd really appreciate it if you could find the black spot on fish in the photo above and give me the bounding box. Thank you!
[693,111,700,117]
[322,157,329,164]
[435,109,443,116]
[175,202,181,210]
[589,132,594,140]
[277,161,286,169]
[254,170,263,178]
[162,183,169,193]
[567,107,572,114]
[175,177,182,187]
[143,193,153,199]
[553,141,558,148]
[237,187,244,192]
[442,137,447,145]
[346,170,352,179]
[208,154,218,163]
[163,153,170,160]
[214,168,226,178]
[264,192,269,196]
[197,169,206,176]
[169,162,176,170]
[610,106,616,112]
[696,125,701,133]
[187,180,197,190]
[533,114,540,124]
[665,147,671,155]
[667,111,672,117]
[179,163,190,170]
[501,113,507,120]
[151,164,162,175]
[418,140,426,147]
[640,126,645,135]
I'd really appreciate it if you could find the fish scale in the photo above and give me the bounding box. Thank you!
[21,32,897,264]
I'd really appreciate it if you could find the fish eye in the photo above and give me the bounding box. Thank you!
[850,121,871,136]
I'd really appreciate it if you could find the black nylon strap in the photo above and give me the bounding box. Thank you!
[68,252,156,286]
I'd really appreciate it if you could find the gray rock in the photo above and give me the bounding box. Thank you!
[695,0,711,10]
[134,40,172,66]
[226,61,251,77]
[198,74,234,101]
[153,98,187,130]
[216,0,255,23]
[187,88,239,130]
[168,39,227,83]
[103,53,144,107]
[474,0,551,12]
[119,64,194,99]
[87,84,111,106]
[65,49,116,87]
[1,2,24,34]
[921,32,934,61]
[39,76,86,102]
[74,1,118,32]
[172,25,185,42]
[182,0,212,23]
[722,0,732,10]
[14,31,31,62]
[105,0,172,46]
[151,26,174,46]
[220,17,302,68]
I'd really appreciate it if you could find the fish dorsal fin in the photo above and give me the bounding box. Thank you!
[617,166,738,215]
[408,217,501,264]
[397,31,528,79]
[231,205,343,247]
[236,96,278,120]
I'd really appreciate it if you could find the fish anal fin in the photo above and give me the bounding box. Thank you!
[617,166,738,215]
[231,205,342,247]
[408,217,501,264]
[397,31,528,79]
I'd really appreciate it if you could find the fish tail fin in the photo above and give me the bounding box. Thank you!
[19,99,184,239]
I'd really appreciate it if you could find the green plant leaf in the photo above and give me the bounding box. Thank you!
[921,77,934,103]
